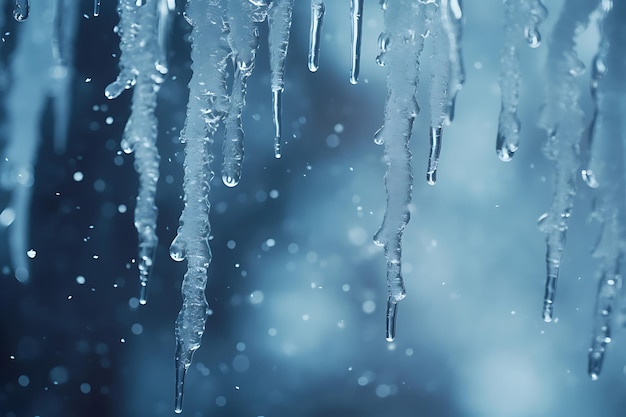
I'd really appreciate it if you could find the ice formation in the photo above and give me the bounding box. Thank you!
[537,0,599,323]
[497,0,546,161]
[584,0,623,381]
[107,0,163,304]
[1,0,76,283]
[3,0,626,411]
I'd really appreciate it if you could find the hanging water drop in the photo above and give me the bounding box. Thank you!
[13,0,29,21]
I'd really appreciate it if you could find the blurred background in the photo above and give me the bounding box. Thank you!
[1,0,625,416]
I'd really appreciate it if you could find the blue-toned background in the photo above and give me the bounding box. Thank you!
[1,1,625,416]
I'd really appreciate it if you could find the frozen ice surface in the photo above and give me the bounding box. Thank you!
[0,1,626,417]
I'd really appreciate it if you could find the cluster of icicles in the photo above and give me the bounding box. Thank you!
[2,0,625,411]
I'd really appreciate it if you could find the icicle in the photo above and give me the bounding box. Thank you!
[107,0,163,304]
[50,0,78,154]
[427,126,442,185]
[221,0,265,187]
[538,0,599,323]
[427,2,450,185]
[438,0,464,122]
[1,0,75,283]
[156,0,175,75]
[581,1,611,189]
[308,0,324,72]
[585,0,624,380]
[172,0,229,412]
[13,0,29,21]
[349,0,363,84]
[267,0,293,158]
[94,0,101,16]
[497,0,546,161]
[373,0,428,342]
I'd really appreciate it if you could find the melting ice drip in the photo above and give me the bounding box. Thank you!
[4,0,626,412]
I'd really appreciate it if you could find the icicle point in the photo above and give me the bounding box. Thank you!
[427,126,443,185]
[174,343,191,414]
[308,0,325,72]
[272,89,283,158]
[385,297,398,342]
[13,0,29,21]
[349,0,363,84]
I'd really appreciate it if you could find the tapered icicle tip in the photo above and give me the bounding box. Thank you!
[588,351,603,381]
[385,298,398,342]
[427,126,443,185]
[272,89,283,159]
[542,299,553,322]
[349,0,363,84]
[308,0,325,73]
[496,132,517,162]
[139,282,148,305]
[174,345,190,414]
[542,259,560,322]
[13,0,29,21]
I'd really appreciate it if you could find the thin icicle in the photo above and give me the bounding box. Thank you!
[373,0,428,342]
[497,0,546,161]
[1,0,74,283]
[13,0,29,21]
[439,0,464,122]
[585,0,625,380]
[581,1,611,189]
[308,0,324,72]
[538,0,599,323]
[221,0,265,187]
[267,0,293,158]
[427,2,450,185]
[107,0,163,304]
[172,0,229,412]
[349,0,363,84]
[94,0,101,16]
[50,0,78,154]
[156,0,175,75]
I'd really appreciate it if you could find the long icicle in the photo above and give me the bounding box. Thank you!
[373,0,427,342]
[537,0,599,323]
[497,0,546,161]
[172,0,229,412]
[586,0,625,381]
[107,0,163,304]
[267,0,294,159]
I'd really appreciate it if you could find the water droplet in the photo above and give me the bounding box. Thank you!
[524,27,541,48]
[169,235,186,262]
